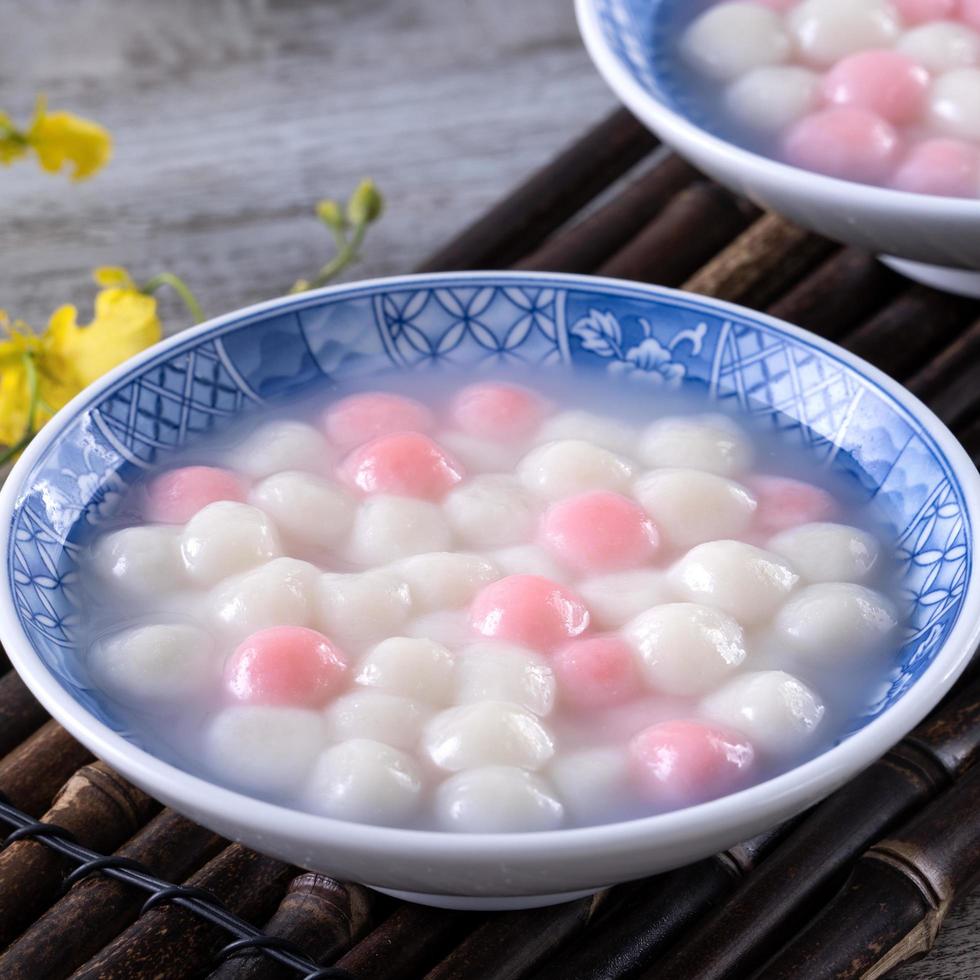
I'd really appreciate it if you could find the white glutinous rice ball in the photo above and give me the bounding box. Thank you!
[578,569,672,630]
[89,623,216,707]
[633,469,757,550]
[517,440,634,501]
[455,642,556,716]
[681,2,791,82]
[702,670,826,755]
[389,551,499,613]
[438,430,525,475]
[181,501,281,586]
[488,545,569,583]
[724,66,821,132]
[228,420,335,479]
[548,747,632,824]
[535,411,638,457]
[638,415,752,477]
[670,540,799,625]
[91,525,184,597]
[325,691,432,750]
[435,766,565,832]
[624,602,748,696]
[210,557,318,640]
[356,637,456,705]
[204,705,324,794]
[929,69,980,141]
[315,570,413,651]
[773,583,898,662]
[422,701,556,771]
[443,474,538,549]
[767,523,880,584]
[347,495,452,565]
[404,610,472,648]
[306,739,423,825]
[788,0,901,68]
[251,471,355,551]
[897,22,980,74]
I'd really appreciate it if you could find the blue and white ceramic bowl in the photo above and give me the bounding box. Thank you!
[576,0,980,298]
[2,272,979,910]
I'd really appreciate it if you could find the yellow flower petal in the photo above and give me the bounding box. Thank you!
[93,266,135,289]
[42,288,161,389]
[0,361,30,446]
[28,108,112,181]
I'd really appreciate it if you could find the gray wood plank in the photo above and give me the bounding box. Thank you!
[0,0,614,332]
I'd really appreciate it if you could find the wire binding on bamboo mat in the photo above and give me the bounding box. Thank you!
[0,793,352,980]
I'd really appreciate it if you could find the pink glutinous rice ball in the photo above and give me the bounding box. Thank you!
[755,0,797,10]
[961,0,980,29]
[746,476,837,534]
[553,635,641,709]
[145,466,248,524]
[821,50,930,125]
[783,106,902,183]
[338,431,464,500]
[893,0,959,24]
[892,138,980,197]
[450,382,546,443]
[539,490,659,574]
[224,626,349,708]
[469,574,590,652]
[628,719,755,805]
[323,392,434,450]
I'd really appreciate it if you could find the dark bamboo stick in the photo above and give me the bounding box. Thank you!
[597,182,759,285]
[682,213,835,306]
[843,287,976,385]
[67,844,295,980]
[635,672,980,980]
[755,761,980,980]
[0,809,225,980]
[766,249,901,340]
[528,822,793,980]
[0,720,93,817]
[209,874,373,980]
[423,890,610,980]
[416,108,658,272]
[907,315,980,427]
[0,760,157,948]
[0,669,47,757]
[335,904,478,980]
[517,153,699,273]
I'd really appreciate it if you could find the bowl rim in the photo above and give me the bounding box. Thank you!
[575,0,980,218]
[2,269,980,868]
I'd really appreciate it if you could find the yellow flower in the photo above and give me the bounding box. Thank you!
[27,96,112,181]
[0,275,161,451]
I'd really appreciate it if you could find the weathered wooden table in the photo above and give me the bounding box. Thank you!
[1,1,979,976]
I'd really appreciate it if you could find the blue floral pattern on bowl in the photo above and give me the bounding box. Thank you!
[3,274,971,755]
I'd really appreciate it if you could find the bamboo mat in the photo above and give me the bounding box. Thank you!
[3,107,980,980]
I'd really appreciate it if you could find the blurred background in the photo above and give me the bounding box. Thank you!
[0,0,614,330]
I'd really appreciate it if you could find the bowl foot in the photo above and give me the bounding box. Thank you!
[370,886,601,910]
[880,256,980,299]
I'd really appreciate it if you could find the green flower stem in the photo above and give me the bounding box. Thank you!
[293,221,368,294]
[141,272,205,324]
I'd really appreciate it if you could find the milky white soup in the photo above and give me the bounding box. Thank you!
[82,374,903,832]
[663,0,980,198]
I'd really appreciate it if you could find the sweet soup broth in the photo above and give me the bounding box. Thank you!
[662,0,980,198]
[80,372,904,832]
